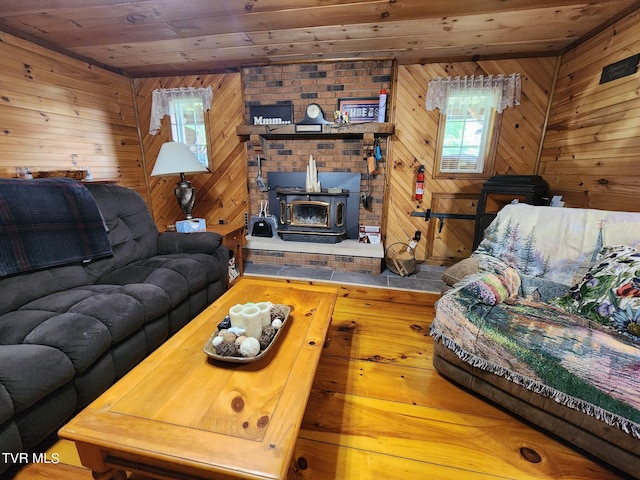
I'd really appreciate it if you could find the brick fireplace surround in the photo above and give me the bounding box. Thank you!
[242,60,393,274]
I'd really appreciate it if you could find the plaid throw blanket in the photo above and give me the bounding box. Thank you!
[0,178,112,277]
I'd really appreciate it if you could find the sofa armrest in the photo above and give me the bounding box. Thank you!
[157,231,223,255]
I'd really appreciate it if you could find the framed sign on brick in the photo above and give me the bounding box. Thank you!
[337,97,379,123]
[249,103,293,125]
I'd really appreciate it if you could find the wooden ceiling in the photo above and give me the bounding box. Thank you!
[0,0,638,77]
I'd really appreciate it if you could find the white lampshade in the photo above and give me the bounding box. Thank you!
[151,142,210,176]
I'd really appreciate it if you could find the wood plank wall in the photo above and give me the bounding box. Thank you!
[132,74,247,231]
[386,58,558,264]
[2,5,638,261]
[0,32,146,200]
[539,7,640,211]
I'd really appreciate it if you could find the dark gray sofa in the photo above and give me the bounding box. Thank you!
[0,180,228,474]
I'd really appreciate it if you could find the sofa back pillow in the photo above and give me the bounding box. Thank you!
[475,204,640,287]
[82,184,160,280]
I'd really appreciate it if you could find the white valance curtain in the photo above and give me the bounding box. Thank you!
[149,86,213,135]
[425,73,521,115]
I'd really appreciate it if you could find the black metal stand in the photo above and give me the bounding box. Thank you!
[410,209,476,233]
[473,175,549,249]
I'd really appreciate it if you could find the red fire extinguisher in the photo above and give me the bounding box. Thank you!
[415,165,425,201]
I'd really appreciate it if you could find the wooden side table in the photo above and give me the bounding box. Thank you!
[207,224,245,284]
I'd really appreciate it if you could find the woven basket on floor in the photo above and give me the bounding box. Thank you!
[385,242,417,277]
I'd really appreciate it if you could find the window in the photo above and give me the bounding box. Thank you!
[436,91,499,175]
[149,86,213,168]
[426,74,520,177]
[169,97,209,167]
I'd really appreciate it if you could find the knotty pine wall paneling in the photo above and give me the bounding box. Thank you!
[539,8,640,211]
[0,32,146,199]
[386,58,557,264]
[133,73,247,231]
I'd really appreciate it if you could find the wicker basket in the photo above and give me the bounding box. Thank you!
[384,242,417,277]
[34,169,88,180]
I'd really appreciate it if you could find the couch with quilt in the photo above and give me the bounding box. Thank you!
[432,203,640,478]
[0,178,229,474]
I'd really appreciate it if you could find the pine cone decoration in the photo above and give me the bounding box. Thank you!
[271,304,288,320]
[259,326,277,349]
[215,341,240,357]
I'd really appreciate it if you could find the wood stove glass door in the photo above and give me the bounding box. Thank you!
[290,201,330,228]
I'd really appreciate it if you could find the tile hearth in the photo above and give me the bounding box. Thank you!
[244,235,445,292]
[244,263,445,292]
[245,235,384,258]
[244,235,385,275]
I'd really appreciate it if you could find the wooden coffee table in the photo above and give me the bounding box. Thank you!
[59,278,338,480]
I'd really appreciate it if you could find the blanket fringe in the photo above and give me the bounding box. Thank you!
[430,327,640,440]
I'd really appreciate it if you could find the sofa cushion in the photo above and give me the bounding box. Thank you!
[15,382,77,452]
[554,245,640,341]
[23,313,112,374]
[0,264,93,316]
[10,283,171,374]
[0,310,61,345]
[82,184,160,280]
[0,345,74,414]
[0,383,13,425]
[98,253,224,307]
[157,231,222,255]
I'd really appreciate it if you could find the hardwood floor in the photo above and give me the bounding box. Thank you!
[12,277,626,479]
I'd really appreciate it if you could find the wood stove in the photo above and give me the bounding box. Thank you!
[267,172,361,242]
[276,188,348,243]
[473,175,549,249]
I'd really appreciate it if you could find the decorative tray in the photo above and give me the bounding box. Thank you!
[203,305,290,363]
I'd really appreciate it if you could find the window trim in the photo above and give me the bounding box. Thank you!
[433,105,501,180]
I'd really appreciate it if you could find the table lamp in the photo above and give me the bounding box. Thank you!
[151,142,210,219]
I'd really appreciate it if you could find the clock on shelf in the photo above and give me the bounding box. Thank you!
[295,103,330,132]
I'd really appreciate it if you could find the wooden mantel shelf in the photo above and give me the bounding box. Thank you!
[236,122,394,138]
[237,122,394,152]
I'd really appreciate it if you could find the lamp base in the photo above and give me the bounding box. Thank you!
[175,174,196,219]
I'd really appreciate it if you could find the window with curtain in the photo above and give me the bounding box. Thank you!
[439,91,496,173]
[149,86,213,168]
[426,74,520,177]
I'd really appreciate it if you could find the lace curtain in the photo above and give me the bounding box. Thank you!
[425,73,521,115]
[149,86,213,135]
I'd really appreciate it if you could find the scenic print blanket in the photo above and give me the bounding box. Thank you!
[431,289,640,439]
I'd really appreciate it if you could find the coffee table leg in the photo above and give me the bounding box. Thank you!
[91,469,127,480]
[75,442,127,480]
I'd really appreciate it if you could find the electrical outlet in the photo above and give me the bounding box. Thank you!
[414,230,421,241]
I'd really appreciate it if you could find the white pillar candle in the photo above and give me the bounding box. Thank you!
[242,305,262,339]
[229,304,245,328]
[256,302,272,328]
